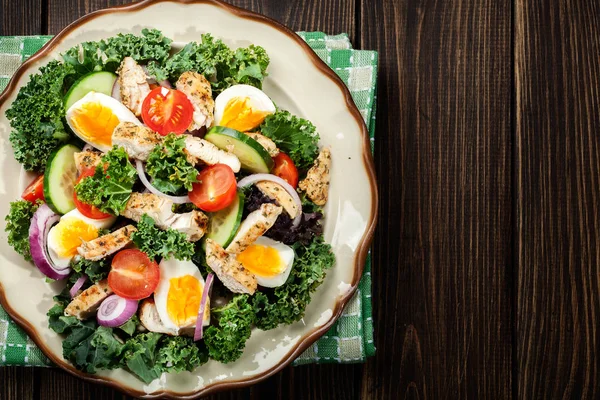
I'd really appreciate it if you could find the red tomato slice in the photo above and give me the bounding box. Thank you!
[22,175,45,203]
[189,164,237,212]
[73,167,113,219]
[109,249,160,300]
[272,152,299,188]
[141,87,194,135]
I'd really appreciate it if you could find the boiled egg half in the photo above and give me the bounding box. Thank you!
[47,209,115,270]
[214,84,276,132]
[154,258,210,335]
[236,236,294,287]
[66,91,141,152]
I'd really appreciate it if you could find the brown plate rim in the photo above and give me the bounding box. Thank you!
[0,0,378,398]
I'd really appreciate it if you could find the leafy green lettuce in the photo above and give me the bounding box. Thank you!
[146,134,198,195]
[131,214,195,261]
[5,200,39,261]
[147,33,269,94]
[75,146,137,215]
[260,110,320,170]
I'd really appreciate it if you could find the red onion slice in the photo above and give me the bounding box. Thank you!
[135,160,191,204]
[237,174,303,227]
[194,273,214,341]
[111,79,121,101]
[97,294,138,327]
[69,275,88,298]
[29,204,69,280]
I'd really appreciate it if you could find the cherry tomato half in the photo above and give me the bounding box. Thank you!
[141,87,194,135]
[73,167,112,219]
[21,175,45,203]
[108,249,160,300]
[189,164,237,212]
[272,152,299,188]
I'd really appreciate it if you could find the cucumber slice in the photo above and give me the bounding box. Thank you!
[64,71,117,110]
[44,144,81,214]
[206,191,244,247]
[205,126,274,173]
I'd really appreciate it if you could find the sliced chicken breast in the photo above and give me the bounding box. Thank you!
[256,181,300,218]
[225,203,283,254]
[176,71,214,130]
[122,193,208,241]
[298,147,331,206]
[74,150,102,174]
[117,57,151,117]
[112,122,161,161]
[139,298,179,336]
[205,238,257,295]
[65,279,113,320]
[244,132,279,157]
[183,135,241,173]
[77,225,137,261]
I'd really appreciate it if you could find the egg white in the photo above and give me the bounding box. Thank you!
[239,236,295,288]
[154,258,210,334]
[46,209,115,270]
[213,84,276,128]
[65,91,141,152]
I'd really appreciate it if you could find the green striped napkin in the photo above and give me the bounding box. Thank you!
[0,32,376,367]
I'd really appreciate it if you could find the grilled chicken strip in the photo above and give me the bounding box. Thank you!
[244,132,279,157]
[176,71,214,130]
[74,150,102,174]
[77,225,137,261]
[121,193,208,241]
[298,147,331,206]
[183,135,241,172]
[117,57,151,116]
[139,298,178,336]
[205,238,257,295]
[65,280,113,320]
[225,203,283,254]
[256,181,300,219]
[112,122,161,161]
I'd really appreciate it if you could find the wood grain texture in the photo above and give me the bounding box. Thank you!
[515,0,600,399]
[0,0,42,35]
[360,0,512,398]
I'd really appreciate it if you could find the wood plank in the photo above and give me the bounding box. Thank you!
[515,0,600,398]
[0,367,35,400]
[0,0,42,35]
[360,0,513,398]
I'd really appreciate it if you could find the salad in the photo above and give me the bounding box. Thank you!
[4,29,335,383]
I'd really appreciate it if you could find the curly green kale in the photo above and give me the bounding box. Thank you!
[71,258,110,283]
[5,200,39,261]
[62,28,172,75]
[252,236,335,330]
[204,295,255,363]
[147,33,269,94]
[74,146,137,215]
[260,110,320,170]
[6,61,75,171]
[146,134,198,195]
[131,214,195,261]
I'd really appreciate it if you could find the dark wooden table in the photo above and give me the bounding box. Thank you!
[1,0,599,398]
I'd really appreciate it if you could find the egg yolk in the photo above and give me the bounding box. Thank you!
[236,244,285,277]
[52,217,99,258]
[220,97,272,132]
[69,101,120,148]
[166,275,203,327]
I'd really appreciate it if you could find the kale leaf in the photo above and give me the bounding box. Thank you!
[71,258,110,283]
[5,200,39,261]
[259,110,320,170]
[74,146,137,215]
[146,134,198,194]
[6,61,75,171]
[131,214,195,261]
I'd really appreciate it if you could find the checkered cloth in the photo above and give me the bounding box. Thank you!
[0,32,377,367]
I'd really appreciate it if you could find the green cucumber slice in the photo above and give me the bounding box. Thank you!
[64,71,117,110]
[44,144,81,214]
[206,191,244,247]
[204,126,274,173]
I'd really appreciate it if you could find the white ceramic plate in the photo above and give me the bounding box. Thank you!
[0,0,377,397]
